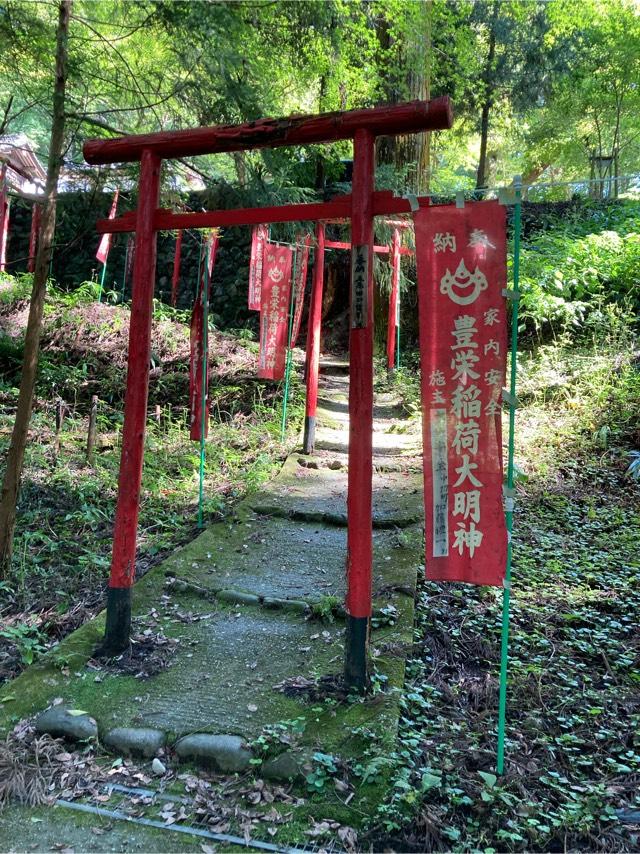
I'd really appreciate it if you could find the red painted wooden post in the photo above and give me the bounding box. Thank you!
[171,229,183,307]
[100,198,424,237]
[303,221,325,454]
[97,149,161,656]
[0,166,9,273]
[387,228,401,372]
[189,245,206,440]
[325,240,391,254]
[345,129,375,691]
[28,203,42,273]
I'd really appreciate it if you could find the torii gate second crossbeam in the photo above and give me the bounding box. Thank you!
[84,97,453,690]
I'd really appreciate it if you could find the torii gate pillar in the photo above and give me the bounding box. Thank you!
[345,130,375,689]
[97,150,161,656]
[302,221,325,454]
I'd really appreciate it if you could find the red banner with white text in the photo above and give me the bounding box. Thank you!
[248,224,268,311]
[96,189,119,265]
[414,201,508,586]
[258,243,293,380]
[290,234,311,347]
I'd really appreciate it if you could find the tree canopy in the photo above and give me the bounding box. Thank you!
[0,0,638,195]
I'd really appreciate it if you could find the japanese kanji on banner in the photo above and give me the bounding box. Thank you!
[290,234,312,347]
[248,224,268,311]
[258,243,293,380]
[96,189,119,264]
[414,200,508,586]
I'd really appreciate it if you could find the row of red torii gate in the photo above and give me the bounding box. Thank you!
[162,215,413,450]
[83,97,512,693]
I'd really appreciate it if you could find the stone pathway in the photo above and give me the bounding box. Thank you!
[0,359,425,849]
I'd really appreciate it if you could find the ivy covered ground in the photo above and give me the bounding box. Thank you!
[370,336,640,851]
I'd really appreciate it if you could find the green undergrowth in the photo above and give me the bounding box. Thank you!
[370,312,640,849]
[517,200,640,335]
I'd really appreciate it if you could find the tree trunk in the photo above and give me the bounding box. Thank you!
[232,151,247,188]
[476,99,492,190]
[0,0,71,579]
[375,3,433,193]
[476,2,499,190]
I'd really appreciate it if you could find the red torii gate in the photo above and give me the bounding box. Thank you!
[85,97,453,689]
[302,221,414,453]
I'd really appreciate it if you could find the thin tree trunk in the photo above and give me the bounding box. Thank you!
[232,151,247,188]
[0,0,72,579]
[86,395,98,464]
[476,2,498,190]
[476,99,492,190]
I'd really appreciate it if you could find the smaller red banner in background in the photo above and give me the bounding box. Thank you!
[96,189,119,264]
[258,243,293,380]
[290,234,312,347]
[0,190,9,272]
[248,224,268,311]
[414,200,508,587]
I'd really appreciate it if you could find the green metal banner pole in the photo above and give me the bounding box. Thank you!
[198,236,211,529]
[98,260,107,302]
[280,244,299,441]
[497,176,522,775]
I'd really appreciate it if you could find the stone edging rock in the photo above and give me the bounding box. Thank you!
[164,574,398,621]
[34,706,306,781]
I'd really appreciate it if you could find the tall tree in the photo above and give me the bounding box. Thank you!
[374,0,434,192]
[470,1,555,190]
[525,0,640,188]
[0,0,72,578]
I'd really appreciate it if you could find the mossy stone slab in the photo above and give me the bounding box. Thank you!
[248,455,423,527]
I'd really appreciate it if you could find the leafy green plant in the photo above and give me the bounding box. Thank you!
[305,752,339,792]
[0,622,48,665]
[250,717,306,759]
[627,451,640,480]
[518,201,640,337]
[310,595,340,623]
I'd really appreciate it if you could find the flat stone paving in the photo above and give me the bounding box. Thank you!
[0,359,426,849]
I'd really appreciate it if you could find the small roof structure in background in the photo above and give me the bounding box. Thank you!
[0,133,46,198]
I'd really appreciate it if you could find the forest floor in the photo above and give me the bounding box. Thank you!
[379,339,640,852]
[1,272,640,851]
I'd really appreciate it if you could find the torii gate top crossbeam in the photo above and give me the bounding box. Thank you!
[84,97,452,165]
